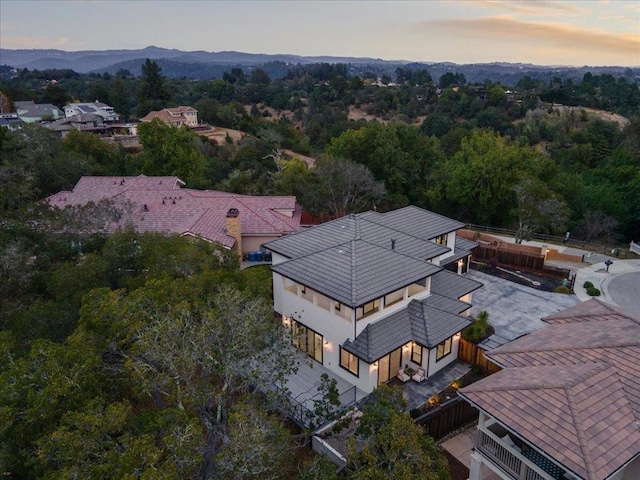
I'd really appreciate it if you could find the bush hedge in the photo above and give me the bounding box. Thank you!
[583,281,594,289]
[586,286,601,296]
[554,285,571,294]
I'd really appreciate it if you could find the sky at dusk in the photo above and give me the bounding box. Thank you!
[1,0,639,66]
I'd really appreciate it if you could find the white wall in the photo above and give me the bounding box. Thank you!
[426,333,462,378]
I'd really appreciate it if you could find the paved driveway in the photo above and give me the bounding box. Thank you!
[467,270,580,340]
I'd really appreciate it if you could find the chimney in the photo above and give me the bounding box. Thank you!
[391,238,396,250]
[226,208,242,255]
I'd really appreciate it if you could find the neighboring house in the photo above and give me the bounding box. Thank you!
[264,206,482,394]
[140,106,198,127]
[64,102,119,122]
[0,112,24,131]
[15,101,64,123]
[459,298,640,480]
[46,175,301,255]
[47,113,106,137]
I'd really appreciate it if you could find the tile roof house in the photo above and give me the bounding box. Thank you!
[458,298,640,480]
[15,100,64,123]
[140,106,198,127]
[47,113,107,136]
[64,102,119,122]
[264,206,482,394]
[46,175,301,255]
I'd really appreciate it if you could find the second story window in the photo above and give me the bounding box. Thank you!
[434,234,448,245]
[335,302,341,312]
[362,299,380,316]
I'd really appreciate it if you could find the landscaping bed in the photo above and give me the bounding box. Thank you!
[471,261,566,292]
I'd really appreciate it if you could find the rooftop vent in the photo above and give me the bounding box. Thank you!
[227,208,240,218]
[391,238,396,250]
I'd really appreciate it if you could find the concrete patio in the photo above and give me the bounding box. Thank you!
[283,352,368,417]
[441,426,501,480]
[395,360,471,411]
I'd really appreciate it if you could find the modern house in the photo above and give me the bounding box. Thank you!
[64,102,119,122]
[15,101,64,123]
[0,112,24,131]
[459,298,640,480]
[47,113,107,136]
[46,175,301,255]
[140,106,198,127]
[264,207,482,395]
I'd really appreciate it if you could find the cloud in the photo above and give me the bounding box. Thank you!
[413,16,640,56]
[456,0,590,17]
[0,34,71,49]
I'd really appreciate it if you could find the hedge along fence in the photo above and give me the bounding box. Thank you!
[458,338,501,374]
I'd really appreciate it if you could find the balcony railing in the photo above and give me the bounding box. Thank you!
[476,429,563,480]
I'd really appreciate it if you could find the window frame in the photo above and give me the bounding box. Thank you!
[411,342,423,365]
[434,233,449,246]
[291,319,323,363]
[436,336,453,361]
[339,347,359,377]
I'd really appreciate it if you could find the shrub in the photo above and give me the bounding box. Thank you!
[462,310,490,343]
[583,281,594,289]
[586,286,601,296]
[554,285,571,294]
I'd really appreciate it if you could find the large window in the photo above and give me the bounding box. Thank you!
[340,347,359,376]
[434,234,448,245]
[291,320,323,363]
[436,336,453,361]
[411,342,422,365]
[362,299,380,316]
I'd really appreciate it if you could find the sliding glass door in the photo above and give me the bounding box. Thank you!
[291,319,323,363]
[377,347,402,385]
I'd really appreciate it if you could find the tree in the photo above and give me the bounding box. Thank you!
[136,59,170,116]
[512,178,568,243]
[306,156,385,217]
[108,285,298,478]
[110,75,130,120]
[345,385,450,480]
[137,119,207,186]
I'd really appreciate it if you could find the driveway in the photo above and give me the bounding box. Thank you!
[467,270,580,340]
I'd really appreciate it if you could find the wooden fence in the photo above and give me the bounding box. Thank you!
[473,244,545,271]
[458,339,501,374]
[415,396,479,441]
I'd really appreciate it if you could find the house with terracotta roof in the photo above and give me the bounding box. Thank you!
[46,175,301,255]
[140,106,198,127]
[458,298,640,480]
[263,207,482,395]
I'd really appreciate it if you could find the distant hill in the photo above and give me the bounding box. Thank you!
[1,46,638,84]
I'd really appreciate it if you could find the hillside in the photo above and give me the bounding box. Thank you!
[1,47,638,84]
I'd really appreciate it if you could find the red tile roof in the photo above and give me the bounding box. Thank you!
[459,301,640,480]
[46,175,301,248]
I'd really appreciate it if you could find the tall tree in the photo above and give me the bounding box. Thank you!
[306,155,385,217]
[136,59,170,117]
[345,385,450,480]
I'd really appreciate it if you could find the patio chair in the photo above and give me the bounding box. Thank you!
[397,368,411,382]
[412,367,426,382]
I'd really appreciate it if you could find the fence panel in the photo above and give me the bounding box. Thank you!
[416,397,479,440]
[458,338,501,374]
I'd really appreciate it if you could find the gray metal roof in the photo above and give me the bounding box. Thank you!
[271,239,442,307]
[342,295,473,362]
[430,270,483,299]
[264,212,449,261]
[361,205,465,241]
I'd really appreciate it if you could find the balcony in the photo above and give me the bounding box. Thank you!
[476,429,569,480]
